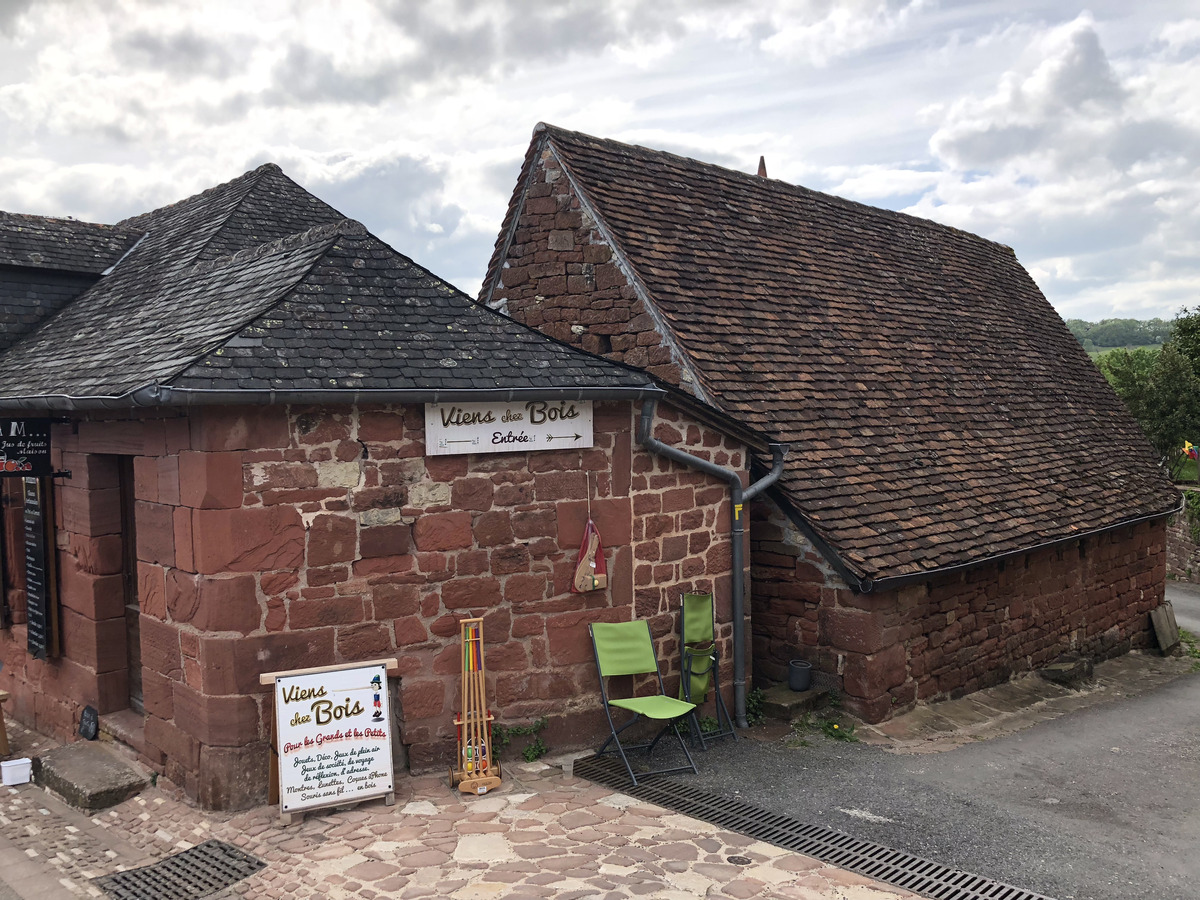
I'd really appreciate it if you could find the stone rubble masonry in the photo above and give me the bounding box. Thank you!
[750,496,1167,722]
[1165,509,1200,583]
[490,146,695,390]
[0,399,747,810]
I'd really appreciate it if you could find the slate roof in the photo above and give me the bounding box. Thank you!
[0,164,657,406]
[486,124,1180,584]
[0,212,143,274]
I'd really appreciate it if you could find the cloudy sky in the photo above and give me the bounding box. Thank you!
[2,0,1199,322]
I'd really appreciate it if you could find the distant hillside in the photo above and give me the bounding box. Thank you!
[1067,318,1171,352]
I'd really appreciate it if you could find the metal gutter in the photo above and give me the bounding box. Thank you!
[0,383,666,411]
[638,398,788,728]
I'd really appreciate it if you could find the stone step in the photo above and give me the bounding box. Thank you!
[32,741,149,811]
[98,708,149,765]
[760,682,831,721]
[1038,655,1094,688]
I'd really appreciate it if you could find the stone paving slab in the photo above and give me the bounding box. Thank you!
[0,719,916,900]
[857,650,1194,753]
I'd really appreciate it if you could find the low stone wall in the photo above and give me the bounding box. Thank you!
[752,498,1166,722]
[1166,507,1200,583]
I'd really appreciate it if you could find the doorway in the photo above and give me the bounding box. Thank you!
[118,457,143,713]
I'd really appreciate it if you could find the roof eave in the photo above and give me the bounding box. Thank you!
[768,487,1183,595]
[0,383,667,411]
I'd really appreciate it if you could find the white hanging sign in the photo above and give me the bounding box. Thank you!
[273,662,394,814]
[425,400,593,456]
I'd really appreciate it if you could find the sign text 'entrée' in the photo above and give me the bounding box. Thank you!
[425,400,593,456]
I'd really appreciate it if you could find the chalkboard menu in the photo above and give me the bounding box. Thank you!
[23,478,50,659]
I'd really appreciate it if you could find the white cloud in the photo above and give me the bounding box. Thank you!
[1,1,1199,321]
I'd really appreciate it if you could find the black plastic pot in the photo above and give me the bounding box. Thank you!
[788,659,813,692]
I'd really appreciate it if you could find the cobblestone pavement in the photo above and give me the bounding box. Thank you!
[0,720,913,900]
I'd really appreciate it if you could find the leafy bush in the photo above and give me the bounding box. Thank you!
[745,688,766,726]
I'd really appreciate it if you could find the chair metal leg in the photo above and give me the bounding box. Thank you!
[670,717,699,777]
[689,710,709,751]
[599,707,643,785]
[713,682,738,742]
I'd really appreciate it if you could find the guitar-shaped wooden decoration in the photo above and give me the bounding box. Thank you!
[571,519,608,592]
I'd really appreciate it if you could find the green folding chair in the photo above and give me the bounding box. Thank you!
[678,592,737,749]
[589,620,699,786]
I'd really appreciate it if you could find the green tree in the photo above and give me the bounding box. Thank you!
[1169,306,1200,373]
[1096,346,1158,388]
[1100,337,1200,481]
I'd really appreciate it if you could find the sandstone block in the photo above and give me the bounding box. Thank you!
[407,482,451,508]
[192,506,304,574]
[442,577,502,610]
[179,451,244,508]
[174,683,261,746]
[414,511,472,551]
[308,514,357,567]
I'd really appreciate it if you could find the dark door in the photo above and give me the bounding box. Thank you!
[118,457,143,713]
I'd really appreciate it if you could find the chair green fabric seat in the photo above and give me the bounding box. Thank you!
[589,619,699,786]
[610,695,695,717]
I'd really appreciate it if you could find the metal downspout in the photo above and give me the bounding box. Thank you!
[638,399,788,727]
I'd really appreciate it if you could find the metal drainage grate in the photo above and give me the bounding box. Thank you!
[95,839,266,900]
[574,755,1056,900]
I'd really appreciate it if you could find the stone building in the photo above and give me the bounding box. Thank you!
[480,124,1181,722]
[0,165,761,807]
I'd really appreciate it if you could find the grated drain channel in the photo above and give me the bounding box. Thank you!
[94,839,266,900]
[574,755,1056,900]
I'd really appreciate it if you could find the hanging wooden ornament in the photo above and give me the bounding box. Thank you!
[571,474,608,592]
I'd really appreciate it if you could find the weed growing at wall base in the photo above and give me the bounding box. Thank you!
[493,717,550,762]
[1180,628,1200,672]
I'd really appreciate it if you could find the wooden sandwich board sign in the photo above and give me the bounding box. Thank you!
[261,658,398,825]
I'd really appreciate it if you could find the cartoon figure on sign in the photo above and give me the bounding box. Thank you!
[370,674,383,721]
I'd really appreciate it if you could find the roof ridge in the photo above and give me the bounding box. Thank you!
[188,218,366,274]
[537,123,1016,255]
[116,163,281,230]
[0,210,140,235]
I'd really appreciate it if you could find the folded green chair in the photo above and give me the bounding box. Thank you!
[589,620,699,785]
[678,591,737,748]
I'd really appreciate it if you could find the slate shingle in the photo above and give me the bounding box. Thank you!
[0,165,655,404]
[0,212,143,274]
[500,124,1179,582]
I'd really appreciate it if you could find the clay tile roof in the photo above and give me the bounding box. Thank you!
[0,212,143,274]
[528,124,1179,582]
[0,164,655,404]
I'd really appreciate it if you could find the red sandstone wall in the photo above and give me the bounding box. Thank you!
[488,145,695,390]
[751,497,1166,722]
[0,399,744,808]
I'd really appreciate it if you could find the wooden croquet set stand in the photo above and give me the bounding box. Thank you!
[449,617,502,795]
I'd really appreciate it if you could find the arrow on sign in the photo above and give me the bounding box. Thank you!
[546,433,582,442]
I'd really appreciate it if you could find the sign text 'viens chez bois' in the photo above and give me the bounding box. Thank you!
[425,400,593,456]
[274,662,394,814]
